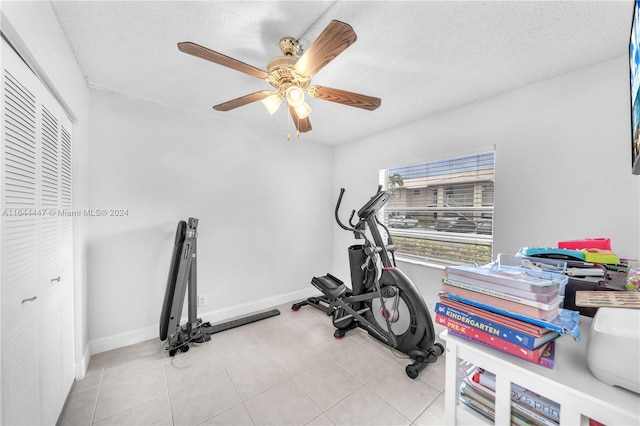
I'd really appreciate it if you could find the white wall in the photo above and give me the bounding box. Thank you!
[1,1,91,378]
[87,91,334,352]
[333,56,640,313]
[5,0,640,370]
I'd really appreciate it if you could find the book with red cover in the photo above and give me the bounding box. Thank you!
[435,302,559,349]
[438,296,557,337]
[436,313,555,361]
[449,329,555,368]
[440,292,567,334]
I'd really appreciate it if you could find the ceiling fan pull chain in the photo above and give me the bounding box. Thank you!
[286,103,292,140]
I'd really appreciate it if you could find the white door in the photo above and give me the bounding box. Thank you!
[1,38,75,426]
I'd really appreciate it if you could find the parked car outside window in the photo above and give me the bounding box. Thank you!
[433,216,476,233]
[476,218,493,235]
[389,215,419,228]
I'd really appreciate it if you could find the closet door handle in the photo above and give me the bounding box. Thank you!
[51,276,60,283]
[21,296,37,304]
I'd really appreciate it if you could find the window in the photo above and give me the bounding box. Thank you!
[380,151,495,265]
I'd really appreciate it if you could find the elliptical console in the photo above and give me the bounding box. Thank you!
[292,187,443,378]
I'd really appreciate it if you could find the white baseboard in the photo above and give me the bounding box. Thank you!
[197,287,318,325]
[89,287,319,355]
[74,345,92,380]
[89,324,159,355]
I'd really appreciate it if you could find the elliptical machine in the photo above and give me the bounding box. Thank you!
[292,187,444,378]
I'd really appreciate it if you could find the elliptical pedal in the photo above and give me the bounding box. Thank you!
[311,274,346,300]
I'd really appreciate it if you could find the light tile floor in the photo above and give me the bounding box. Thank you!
[58,302,447,426]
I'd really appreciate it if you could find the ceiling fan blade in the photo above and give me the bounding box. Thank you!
[178,42,268,80]
[288,105,312,133]
[294,20,357,78]
[308,85,381,111]
[213,90,273,111]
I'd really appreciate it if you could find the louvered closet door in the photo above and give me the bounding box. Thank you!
[38,103,68,425]
[59,123,74,420]
[38,90,74,426]
[1,42,42,426]
[1,38,74,425]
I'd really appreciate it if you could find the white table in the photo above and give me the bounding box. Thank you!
[441,316,640,425]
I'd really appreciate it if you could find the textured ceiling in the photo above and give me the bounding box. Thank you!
[50,0,633,145]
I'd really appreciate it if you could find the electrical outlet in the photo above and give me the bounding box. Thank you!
[198,295,207,307]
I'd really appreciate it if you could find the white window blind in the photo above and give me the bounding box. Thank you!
[380,151,495,265]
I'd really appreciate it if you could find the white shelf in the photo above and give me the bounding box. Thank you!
[441,316,640,425]
[455,401,491,425]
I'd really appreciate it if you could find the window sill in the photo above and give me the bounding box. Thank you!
[394,255,448,270]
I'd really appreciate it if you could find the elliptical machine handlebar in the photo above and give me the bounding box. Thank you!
[334,188,351,232]
[335,188,369,240]
[348,210,358,228]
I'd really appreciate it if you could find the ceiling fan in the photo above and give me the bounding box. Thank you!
[177,20,381,135]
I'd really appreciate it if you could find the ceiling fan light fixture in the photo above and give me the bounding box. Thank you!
[262,93,283,115]
[286,85,305,107]
[294,101,312,120]
[178,20,381,136]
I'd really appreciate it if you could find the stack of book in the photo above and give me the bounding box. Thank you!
[459,365,561,426]
[444,264,563,321]
[436,264,568,367]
